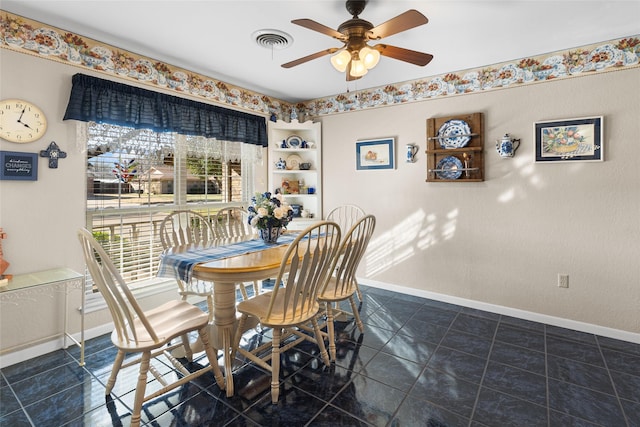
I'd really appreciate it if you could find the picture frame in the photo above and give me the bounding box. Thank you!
[356,137,395,170]
[534,116,603,162]
[0,151,38,181]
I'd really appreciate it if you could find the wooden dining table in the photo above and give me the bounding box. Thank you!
[157,234,297,397]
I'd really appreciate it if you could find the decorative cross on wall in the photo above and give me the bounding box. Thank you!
[39,141,67,168]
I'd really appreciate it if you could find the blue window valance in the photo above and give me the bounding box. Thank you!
[63,73,267,147]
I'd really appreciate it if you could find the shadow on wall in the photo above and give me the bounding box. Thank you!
[362,149,592,280]
[364,208,459,277]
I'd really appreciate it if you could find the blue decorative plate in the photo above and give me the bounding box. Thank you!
[438,119,471,149]
[286,135,302,149]
[436,156,463,180]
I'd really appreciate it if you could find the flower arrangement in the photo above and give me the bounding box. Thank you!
[247,191,293,230]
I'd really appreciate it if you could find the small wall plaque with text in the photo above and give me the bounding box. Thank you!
[0,151,38,181]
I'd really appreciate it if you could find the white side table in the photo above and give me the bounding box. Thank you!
[0,268,85,365]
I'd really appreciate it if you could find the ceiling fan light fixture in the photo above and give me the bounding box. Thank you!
[285,2,432,81]
[360,46,380,69]
[350,59,368,77]
[330,49,351,72]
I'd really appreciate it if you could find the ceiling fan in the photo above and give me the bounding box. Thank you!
[282,0,433,81]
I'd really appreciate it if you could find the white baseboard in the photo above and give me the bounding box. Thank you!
[0,323,113,369]
[359,278,640,345]
[2,279,637,369]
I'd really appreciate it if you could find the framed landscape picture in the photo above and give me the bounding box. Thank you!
[356,138,395,170]
[535,116,603,162]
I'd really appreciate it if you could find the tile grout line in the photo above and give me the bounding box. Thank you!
[544,324,550,427]
[377,294,430,427]
[306,290,395,427]
[467,313,501,427]
[0,370,37,427]
[595,335,631,427]
[547,331,634,426]
[305,324,374,427]
[385,297,461,426]
[545,330,627,427]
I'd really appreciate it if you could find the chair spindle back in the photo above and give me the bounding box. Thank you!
[159,210,216,249]
[265,221,341,324]
[214,207,254,239]
[324,215,376,299]
[77,228,157,345]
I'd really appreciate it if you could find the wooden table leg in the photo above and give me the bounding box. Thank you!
[222,327,234,396]
[213,280,237,397]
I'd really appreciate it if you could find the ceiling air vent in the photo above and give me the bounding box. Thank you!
[253,29,293,50]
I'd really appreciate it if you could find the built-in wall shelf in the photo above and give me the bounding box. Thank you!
[267,120,322,230]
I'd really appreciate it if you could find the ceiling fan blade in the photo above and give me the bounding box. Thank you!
[292,19,346,41]
[368,10,428,40]
[373,44,433,66]
[282,48,340,69]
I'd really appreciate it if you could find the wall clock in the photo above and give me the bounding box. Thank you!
[0,99,48,143]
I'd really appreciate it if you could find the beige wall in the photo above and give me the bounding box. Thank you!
[0,50,186,364]
[319,68,640,337]
[1,46,638,365]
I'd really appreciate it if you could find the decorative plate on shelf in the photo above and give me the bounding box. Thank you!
[286,135,303,149]
[286,154,302,170]
[437,119,471,149]
[435,156,463,180]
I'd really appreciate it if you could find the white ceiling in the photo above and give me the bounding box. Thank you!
[3,1,639,103]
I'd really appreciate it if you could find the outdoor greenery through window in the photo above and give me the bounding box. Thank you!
[84,121,257,302]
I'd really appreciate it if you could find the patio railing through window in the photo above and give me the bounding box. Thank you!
[85,204,240,297]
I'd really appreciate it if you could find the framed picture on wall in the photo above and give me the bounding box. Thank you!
[0,151,38,181]
[356,138,395,170]
[534,116,603,162]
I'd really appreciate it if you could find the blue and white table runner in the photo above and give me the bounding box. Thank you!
[157,233,300,283]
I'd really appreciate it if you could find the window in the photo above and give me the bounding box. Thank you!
[83,122,259,310]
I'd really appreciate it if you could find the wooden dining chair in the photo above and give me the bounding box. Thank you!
[77,228,225,427]
[214,206,254,239]
[326,204,366,301]
[159,210,218,320]
[326,204,366,232]
[318,214,376,361]
[232,221,342,403]
[214,207,259,298]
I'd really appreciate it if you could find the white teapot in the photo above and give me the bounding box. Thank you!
[496,134,520,158]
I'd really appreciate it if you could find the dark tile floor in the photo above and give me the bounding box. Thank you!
[1,285,639,426]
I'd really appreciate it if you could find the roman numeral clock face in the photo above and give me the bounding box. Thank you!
[0,99,48,143]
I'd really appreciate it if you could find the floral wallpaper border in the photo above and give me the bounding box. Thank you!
[304,37,639,117]
[1,11,638,121]
[0,11,290,118]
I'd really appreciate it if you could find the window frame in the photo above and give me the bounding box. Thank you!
[82,122,256,312]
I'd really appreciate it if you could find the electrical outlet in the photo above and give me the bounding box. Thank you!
[558,274,569,288]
